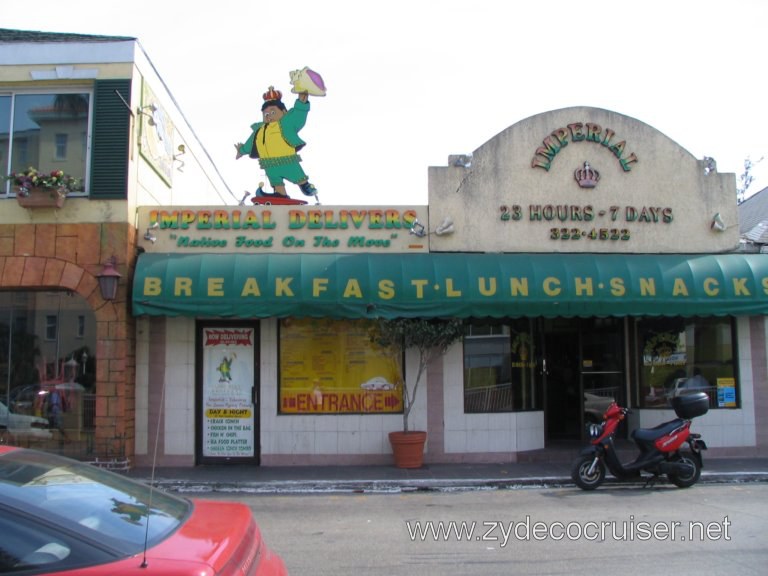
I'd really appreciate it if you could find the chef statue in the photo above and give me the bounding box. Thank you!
[236,67,326,201]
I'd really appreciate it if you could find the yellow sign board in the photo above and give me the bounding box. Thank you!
[279,318,403,414]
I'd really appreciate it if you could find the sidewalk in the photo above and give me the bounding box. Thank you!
[126,457,768,494]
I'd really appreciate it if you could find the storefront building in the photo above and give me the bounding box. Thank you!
[131,107,768,467]
[0,30,231,463]
[3,31,766,468]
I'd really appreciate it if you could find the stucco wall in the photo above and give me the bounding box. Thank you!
[429,107,738,254]
[442,345,545,459]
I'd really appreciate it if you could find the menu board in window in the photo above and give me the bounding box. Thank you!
[279,318,402,414]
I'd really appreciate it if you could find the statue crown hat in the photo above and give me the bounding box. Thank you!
[263,86,283,102]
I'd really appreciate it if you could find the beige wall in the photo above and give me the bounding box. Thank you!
[429,107,739,254]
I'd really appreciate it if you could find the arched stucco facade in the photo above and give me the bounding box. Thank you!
[0,221,135,463]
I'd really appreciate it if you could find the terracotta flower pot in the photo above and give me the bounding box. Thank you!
[15,186,66,209]
[388,431,427,469]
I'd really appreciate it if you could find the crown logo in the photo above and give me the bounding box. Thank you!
[262,85,283,102]
[574,161,600,188]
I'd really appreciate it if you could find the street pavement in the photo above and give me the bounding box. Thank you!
[126,456,768,494]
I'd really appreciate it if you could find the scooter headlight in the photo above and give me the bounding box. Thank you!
[587,423,604,439]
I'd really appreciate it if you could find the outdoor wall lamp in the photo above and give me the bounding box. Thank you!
[409,219,427,237]
[711,212,727,232]
[144,221,159,243]
[97,257,122,301]
[409,217,454,238]
[137,104,157,126]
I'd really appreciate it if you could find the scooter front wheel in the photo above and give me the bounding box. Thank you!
[571,454,606,490]
[667,452,701,488]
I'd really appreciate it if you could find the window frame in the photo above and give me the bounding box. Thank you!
[45,314,58,342]
[54,132,68,160]
[1,88,94,197]
[463,319,541,414]
[633,316,739,410]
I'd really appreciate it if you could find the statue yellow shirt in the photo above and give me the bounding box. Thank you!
[255,123,295,159]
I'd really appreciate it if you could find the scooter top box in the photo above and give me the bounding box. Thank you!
[671,392,709,419]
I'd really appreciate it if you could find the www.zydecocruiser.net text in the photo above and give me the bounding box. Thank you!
[406,516,731,547]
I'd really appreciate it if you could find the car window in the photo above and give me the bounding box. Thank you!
[0,450,191,558]
[0,509,115,573]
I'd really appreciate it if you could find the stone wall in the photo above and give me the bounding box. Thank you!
[0,221,136,463]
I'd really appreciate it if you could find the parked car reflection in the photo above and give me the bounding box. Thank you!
[7,384,43,416]
[584,391,616,423]
[0,400,51,443]
[666,375,710,398]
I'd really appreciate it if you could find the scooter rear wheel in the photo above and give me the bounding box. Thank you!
[571,454,606,490]
[667,452,701,488]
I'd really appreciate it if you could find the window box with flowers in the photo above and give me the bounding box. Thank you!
[6,168,80,208]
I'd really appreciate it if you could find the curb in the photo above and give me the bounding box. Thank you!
[146,470,768,495]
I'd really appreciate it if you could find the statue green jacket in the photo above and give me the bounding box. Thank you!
[238,98,309,159]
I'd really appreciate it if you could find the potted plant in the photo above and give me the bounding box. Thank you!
[370,317,465,468]
[6,167,80,208]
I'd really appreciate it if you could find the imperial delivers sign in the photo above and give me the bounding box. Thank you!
[136,206,429,254]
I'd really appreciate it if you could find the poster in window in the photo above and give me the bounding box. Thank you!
[202,327,255,457]
[642,331,686,366]
[716,377,737,408]
[279,318,402,414]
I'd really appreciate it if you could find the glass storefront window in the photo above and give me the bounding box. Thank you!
[1,92,90,196]
[464,320,541,413]
[636,317,737,409]
[0,291,97,449]
[278,318,403,414]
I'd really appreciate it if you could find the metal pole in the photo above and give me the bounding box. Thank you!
[4,307,13,426]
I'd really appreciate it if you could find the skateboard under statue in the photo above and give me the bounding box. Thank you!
[244,183,317,206]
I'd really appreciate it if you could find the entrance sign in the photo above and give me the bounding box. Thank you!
[279,319,402,414]
[201,327,255,457]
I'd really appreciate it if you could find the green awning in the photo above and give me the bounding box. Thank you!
[132,252,768,319]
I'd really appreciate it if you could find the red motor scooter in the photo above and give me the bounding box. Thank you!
[571,392,709,490]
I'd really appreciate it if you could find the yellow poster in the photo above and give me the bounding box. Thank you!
[279,318,402,414]
[716,377,737,408]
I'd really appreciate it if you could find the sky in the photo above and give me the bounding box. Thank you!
[3,0,767,205]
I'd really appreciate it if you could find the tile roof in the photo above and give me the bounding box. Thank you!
[738,185,768,235]
[0,28,135,43]
[744,222,768,244]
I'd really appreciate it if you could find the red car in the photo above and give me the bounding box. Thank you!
[0,445,286,575]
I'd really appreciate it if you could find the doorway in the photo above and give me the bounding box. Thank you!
[542,318,626,441]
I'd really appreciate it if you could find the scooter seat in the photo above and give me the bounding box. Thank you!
[631,418,685,443]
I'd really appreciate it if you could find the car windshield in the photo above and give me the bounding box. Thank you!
[0,449,190,554]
